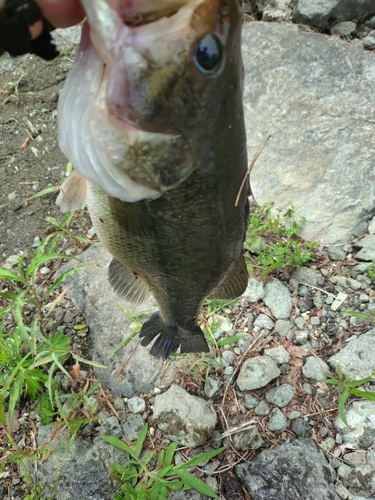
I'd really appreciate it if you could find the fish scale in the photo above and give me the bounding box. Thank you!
[57,0,249,359]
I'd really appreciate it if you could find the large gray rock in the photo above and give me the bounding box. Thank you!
[263,279,292,319]
[237,355,281,390]
[153,385,217,446]
[236,439,339,499]
[27,424,127,500]
[61,244,182,396]
[293,0,375,29]
[338,449,375,498]
[242,22,375,246]
[335,401,375,449]
[328,329,375,380]
[302,356,330,381]
[354,235,375,261]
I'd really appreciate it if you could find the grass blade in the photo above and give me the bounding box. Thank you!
[176,447,224,468]
[175,469,219,498]
[165,442,178,466]
[135,423,148,458]
[101,435,138,459]
[338,388,350,426]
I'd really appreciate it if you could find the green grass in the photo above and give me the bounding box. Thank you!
[245,203,317,275]
[103,423,223,499]
[0,214,101,460]
[324,365,375,426]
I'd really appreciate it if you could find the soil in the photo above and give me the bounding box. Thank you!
[0,50,90,264]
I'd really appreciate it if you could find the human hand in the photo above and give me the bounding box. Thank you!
[0,0,84,60]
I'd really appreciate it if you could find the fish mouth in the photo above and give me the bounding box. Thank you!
[119,1,192,26]
[58,0,231,202]
[80,0,223,134]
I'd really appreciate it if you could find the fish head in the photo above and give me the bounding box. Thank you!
[58,0,244,202]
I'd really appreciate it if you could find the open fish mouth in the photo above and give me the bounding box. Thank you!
[119,1,196,26]
[58,0,232,202]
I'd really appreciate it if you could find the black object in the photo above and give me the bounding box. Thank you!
[0,0,59,60]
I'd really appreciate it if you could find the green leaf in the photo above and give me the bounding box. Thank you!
[217,334,246,347]
[161,479,184,490]
[347,376,375,388]
[0,291,19,300]
[150,481,161,500]
[8,376,23,432]
[23,369,47,398]
[343,311,368,319]
[157,448,165,468]
[322,378,341,386]
[165,442,178,466]
[45,215,63,229]
[26,186,59,201]
[176,447,224,468]
[73,324,87,331]
[157,464,174,479]
[71,354,107,369]
[135,423,148,458]
[46,263,94,296]
[25,254,76,277]
[338,388,350,426]
[101,435,138,459]
[109,328,140,358]
[0,267,26,283]
[175,469,219,498]
[349,389,375,401]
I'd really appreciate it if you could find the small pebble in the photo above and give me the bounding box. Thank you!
[127,397,146,414]
[221,350,236,365]
[254,400,270,416]
[364,36,375,49]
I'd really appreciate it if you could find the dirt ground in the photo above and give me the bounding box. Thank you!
[0,48,90,264]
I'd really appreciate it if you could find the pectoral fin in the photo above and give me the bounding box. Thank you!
[56,170,88,213]
[109,197,154,237]
[209,257,248,300]
[108,258,149,304]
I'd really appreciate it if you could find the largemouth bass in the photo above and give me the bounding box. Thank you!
[57,0,250,360]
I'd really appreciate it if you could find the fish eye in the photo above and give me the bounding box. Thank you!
[194,34,223,74]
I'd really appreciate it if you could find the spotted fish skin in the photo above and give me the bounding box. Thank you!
[57,0,249,359]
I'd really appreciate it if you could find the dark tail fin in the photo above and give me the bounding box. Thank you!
[139,312,209,360]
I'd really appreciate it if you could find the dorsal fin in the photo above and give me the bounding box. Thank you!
[56,170,88,213]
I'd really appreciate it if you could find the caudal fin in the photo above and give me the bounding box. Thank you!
[139,312,209,360]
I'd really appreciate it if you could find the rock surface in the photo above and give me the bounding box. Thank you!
[236,439,339,499]
[237,355,281,390]
[242,22,375,246]
[293,0,375,29]
[28,424,127,500]
[263,279,293,319]
[328,329,375,380]
[335,401,375,449]
[152,385,217,446]
[61,244,182,396]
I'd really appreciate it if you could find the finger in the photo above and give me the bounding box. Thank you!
[36,0,85,28]
[29,20,43,39]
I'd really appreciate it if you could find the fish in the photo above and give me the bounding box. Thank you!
[57,0,250,360]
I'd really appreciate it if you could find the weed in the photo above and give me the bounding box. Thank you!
[366,261,375,280]
[110,306,151,357]
[45,211,92,249]
[2,71,35,105]
[245,203,317,275]
[103,423,224,499]
[343,310,375,328]
[324,364,375,426]
[20,470,56,500]
[0,226,101,454]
